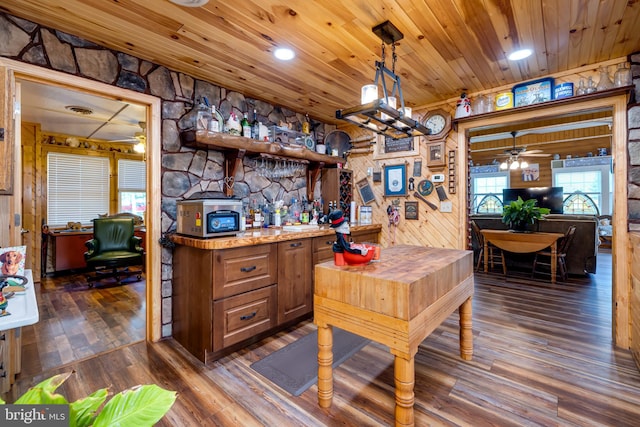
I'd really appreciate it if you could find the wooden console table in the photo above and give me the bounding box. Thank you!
[480,229,563,283]
[314,245,474,427]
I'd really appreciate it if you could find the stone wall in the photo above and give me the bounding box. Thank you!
[629,52,640,231]
[0,12,333,336]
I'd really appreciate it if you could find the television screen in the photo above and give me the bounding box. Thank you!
[502,187,564,214]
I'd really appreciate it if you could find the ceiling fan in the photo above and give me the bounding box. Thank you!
[109,121,147,153]
[497,131,550,158]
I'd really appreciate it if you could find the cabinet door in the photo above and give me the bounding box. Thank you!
[277,238,312,324]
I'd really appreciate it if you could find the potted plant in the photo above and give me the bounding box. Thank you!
[0,371,176,427]
[501,196,550,232]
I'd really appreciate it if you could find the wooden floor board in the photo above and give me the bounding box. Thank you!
[2,252,640,425]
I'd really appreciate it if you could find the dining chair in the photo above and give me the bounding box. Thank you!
[471,220,506,275]
[531,225,577,282]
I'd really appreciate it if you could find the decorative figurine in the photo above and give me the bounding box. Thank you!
[328,210,374,266]
[0,279,10,317]
[454,92,472,119]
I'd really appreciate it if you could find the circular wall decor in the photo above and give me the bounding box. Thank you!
[417,179,434,196]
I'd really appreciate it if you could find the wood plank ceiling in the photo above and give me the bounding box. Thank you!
[1,0,639,125]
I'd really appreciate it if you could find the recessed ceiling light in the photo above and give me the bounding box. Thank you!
[274,47,295,61]
[507,48,533,61]
[169,0,209,7]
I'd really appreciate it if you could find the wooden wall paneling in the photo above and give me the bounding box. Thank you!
[21,122,38,276]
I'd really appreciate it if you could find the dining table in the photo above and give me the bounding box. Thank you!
[480,229,564,283]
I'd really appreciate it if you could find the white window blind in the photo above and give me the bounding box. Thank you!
[118,159,146,191]
[47,153,110,226]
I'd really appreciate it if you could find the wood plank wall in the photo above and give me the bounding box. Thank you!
[630,233,640,369]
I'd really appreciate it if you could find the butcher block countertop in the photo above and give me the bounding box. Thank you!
[170,224,382,250]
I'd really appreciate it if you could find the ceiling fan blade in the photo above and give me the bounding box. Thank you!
[521,153,551,157]
[523,149,544,154]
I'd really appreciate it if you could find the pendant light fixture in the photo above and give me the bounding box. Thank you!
[335,21,430,140]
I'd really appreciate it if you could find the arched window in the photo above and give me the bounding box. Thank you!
[562,191,599,215]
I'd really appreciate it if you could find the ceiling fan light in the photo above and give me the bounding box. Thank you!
[510,160,520,170]
[507,48,533,61]
[133,141,145,153]
[520,160,529,168]
[500,161,508,170]
[169,0,209,7]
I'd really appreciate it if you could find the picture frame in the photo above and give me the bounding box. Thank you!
[373,134,420,160]
[356,178,377,205]
[405,201,418,220]
[0,245,27,276]
[512,77,554,107]
[383,163,407,197]
[426,141,446,168]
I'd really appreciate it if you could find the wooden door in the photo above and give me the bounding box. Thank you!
[0,66,20,248]
[277,238,312,324]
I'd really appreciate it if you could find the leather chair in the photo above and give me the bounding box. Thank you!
[531,225,576,282]
[471,220,506,274]
[84,218,144,286]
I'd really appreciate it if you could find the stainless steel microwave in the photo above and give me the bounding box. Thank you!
[176,199,243,238]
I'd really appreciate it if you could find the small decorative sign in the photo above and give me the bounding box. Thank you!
[405,201,418,220]
[513,77,554,107]
[356,178,376,205]
[413,160,422,176]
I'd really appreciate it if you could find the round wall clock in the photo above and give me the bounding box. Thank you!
[423,108,452,141]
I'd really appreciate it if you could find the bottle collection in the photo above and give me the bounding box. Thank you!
[242,197,326,230]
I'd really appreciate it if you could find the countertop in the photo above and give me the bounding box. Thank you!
[170,224,382,250]
[0,270,39,331]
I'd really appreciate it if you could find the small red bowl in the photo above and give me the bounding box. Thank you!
[342,244,376,265]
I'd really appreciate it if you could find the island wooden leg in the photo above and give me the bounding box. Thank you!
[459,296,473,361]
[550,241,557,284]
[394,355,415,427]
[317,324,334,408]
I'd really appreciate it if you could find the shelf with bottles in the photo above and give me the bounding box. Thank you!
[180,129,342,199]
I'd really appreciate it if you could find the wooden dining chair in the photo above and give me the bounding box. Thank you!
[531,225,577,282]
[471,220,506,275]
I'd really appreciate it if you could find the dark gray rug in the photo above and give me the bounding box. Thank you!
[251,327,370,396]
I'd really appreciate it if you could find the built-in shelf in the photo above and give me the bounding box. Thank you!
[180,130,344,199]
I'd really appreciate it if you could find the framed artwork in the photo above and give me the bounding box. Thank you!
[0,245,27,276]
[427,141,446,168]
[373,134,420,160]
[356,178,376,205]
[383,163,407,197]
[405,201,418,220]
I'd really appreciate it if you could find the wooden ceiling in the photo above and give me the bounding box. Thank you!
[2,0,639,125]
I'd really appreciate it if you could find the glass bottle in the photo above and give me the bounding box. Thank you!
[209,104,224,133]
[585,76,596,94]
[596,66,613,91]
[251,109,260,140]
[195,97,212,131]
[241,113,251,138]
[576,78,586,96]
[614,62,632,87]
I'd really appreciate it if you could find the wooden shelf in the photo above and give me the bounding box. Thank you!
[180,130,344,199]
[452,85,634,130]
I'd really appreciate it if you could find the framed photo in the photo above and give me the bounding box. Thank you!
[426,141,446,168]
[0,245,27,276]
[383,163,407,197]
[521,163,540,181]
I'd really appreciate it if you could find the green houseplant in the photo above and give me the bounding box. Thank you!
[0,371,176,427]
[501,196,550,232]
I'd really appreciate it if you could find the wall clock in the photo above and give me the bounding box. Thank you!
[423,108,452,141]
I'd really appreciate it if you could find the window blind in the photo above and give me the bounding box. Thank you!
[118,159,146,191]
[47,153,110,226]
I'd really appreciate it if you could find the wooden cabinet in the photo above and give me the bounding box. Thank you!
[321,168,353,218]
[277,239,312,324]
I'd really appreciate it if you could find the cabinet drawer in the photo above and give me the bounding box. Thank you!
[213,244,277,299]
[212,284,277,350]
[351,231,379,244]
[313,235,335,265]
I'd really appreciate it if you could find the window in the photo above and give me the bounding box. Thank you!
[47,153,110,226]
[118,159,146,217]
[553,161,612,215]
[470,171,509,214]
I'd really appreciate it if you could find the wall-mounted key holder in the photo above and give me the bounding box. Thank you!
[448,150,456,194]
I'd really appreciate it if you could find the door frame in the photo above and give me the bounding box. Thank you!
[0,57,163,342]
[456,92,630,348]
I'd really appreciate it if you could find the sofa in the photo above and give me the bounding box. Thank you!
[470,214,599,276]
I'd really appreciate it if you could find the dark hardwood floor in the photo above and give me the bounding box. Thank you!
[4,251,640,426]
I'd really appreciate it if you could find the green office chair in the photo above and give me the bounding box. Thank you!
[84,217,144,286]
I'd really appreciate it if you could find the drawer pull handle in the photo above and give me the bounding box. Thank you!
[240,312,257,321]
[240,266,257,273]
[290,242,302,248]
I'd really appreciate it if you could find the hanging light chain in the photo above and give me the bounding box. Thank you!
[391,43,397,74]
[380,42,386,66]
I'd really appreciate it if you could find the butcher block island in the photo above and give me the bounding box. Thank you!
[171,224,381,363]
[314,245,474,427]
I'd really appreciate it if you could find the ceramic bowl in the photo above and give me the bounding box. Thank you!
[342,244,376,265]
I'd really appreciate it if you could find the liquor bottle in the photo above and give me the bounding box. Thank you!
[209,104,224,133]
[241,113,251,138]
[226,111,241,135]
[251,109,260,140]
